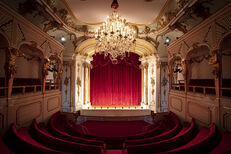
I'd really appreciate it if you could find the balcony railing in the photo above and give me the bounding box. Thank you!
[11,84,42,95]
[0,83,59,98]
[172,84,185,91]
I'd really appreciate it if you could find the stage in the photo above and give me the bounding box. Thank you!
[80,108,151,117]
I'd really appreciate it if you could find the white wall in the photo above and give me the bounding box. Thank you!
[14,57,40,79]
[190,59,213,79]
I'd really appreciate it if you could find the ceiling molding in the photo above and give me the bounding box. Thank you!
[75,38,157,57]
[62,0,171,26]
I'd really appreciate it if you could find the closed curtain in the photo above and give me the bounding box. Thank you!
[90,53,141,106]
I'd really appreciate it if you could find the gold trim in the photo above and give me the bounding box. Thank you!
[62,0,171,26]
[88,66,90,104]
[158,61,161,111]
[145,66,148,105]
[83,64,86,105]
[141,67,144,104]
[77,39,156,56]
[69,60,75,107]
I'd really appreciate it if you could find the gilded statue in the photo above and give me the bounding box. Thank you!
[208,50,220,78]
[167,65,171,77]
[181,60,187,80]
[58,64,64,87]
[42,58,50,78]
[4,47,24,78]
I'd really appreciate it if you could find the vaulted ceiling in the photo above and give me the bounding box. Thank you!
[1,0,231,60]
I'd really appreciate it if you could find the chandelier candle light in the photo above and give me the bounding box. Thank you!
[95,0,137,63]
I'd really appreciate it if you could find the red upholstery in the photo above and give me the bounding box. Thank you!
[125,120,196,154]
[11,124,69,154]
[123,112,181,148]
[209,131,231,154]
[0,137,14,154]
[66,117,166,149]
[33,120,104,154]
[72,120,163,138]
[49,112,106,147]
[160,124,216,154]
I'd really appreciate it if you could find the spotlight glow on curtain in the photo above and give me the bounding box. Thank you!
[90,53,141,106]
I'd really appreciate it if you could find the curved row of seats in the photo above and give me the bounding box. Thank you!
[1,111,231,154]
[51,112,171,149]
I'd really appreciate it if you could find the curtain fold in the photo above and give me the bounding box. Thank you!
[90,53,141,106]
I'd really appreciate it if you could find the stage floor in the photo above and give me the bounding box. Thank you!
[80,109,151,117]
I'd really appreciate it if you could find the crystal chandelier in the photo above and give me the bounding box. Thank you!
[94,0,136,63]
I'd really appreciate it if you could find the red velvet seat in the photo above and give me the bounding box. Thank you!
[53,111,165,149]
[10,124,70,154]
[125,120,196,154]
[123,112,181,148]
[0,137,14,154]
[159,123,217,154]
[66,117,167,149]
[49,111,106,147]
[33,120,104,154]
[209,131,231,154]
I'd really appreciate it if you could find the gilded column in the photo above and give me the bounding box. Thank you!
[88,64,92,104]
[182,60,189,95]
[208,50,221,98]
[157,61,161,112]
[167,64,172,89]
[83,62,87,105]
[145,63,149,105]
[69,60,75,108]
[140,64,144,104]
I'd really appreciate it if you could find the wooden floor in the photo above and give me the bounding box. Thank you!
[80,109,151,117]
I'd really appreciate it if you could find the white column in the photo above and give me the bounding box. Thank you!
[74,54,85,110]
[81,55,93,109]
[140,55,157,111]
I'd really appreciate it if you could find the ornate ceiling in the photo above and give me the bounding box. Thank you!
[63,0,168,25]
[1,0,231,60]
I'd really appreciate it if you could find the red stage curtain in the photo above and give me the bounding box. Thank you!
[90,53,141,106]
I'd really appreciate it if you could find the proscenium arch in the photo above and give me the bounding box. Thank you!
[75,38,157,57]
[76,38,157,108]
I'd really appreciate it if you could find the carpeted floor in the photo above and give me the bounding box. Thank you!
[76,121,154,137]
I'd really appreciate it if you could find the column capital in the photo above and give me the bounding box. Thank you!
[139,63,149,69]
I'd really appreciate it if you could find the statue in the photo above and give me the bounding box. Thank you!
[5,48,24,79]
[4,47,24,97]
[208,50,220,78]
[181,60,187,80]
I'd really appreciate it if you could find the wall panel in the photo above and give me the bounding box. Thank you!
[16,101,41,126]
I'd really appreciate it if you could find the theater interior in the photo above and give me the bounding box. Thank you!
[0,0,231,153]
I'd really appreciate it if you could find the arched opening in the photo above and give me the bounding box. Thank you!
[220,33,231,97]
[0,33,9,97]
[169,57,184,91]
[186,45,215,94]
[12,44,43,95]
[46,54,62,90]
